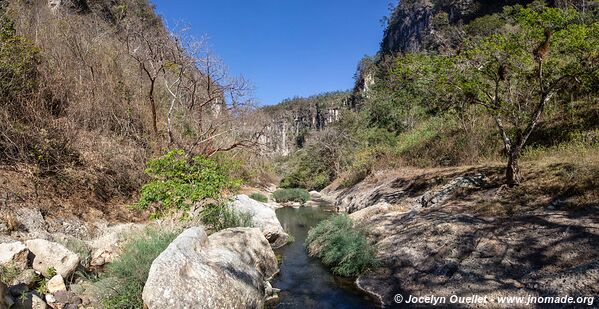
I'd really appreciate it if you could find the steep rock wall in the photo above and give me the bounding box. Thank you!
[259,92,349,156]
[380,0,535,54]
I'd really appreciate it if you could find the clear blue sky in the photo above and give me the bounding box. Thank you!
[151,1,391,106]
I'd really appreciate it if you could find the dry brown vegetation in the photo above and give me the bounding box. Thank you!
[0,0,266,221]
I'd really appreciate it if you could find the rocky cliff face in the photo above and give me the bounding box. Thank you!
[259,92,349,156]
[380,0,535,54]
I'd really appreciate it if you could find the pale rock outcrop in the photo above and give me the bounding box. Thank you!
[328,169,599,307]
[232,195,289,248]
[25,239,80,278]
[142,227,278,309]
[0,242,29,270]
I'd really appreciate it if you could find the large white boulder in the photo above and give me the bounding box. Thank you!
[232,195,289,248]
[0,242,29,270]
[25,239,80,278]
[142,227,278,309]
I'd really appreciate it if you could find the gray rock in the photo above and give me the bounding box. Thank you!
[8,283,28,298]
[11,292,48,309]
[0,242,28,270]
[232,195,289,248]
[86,223,144,267]
[51,233,91,268]
[25,239,80,278]
[49,290,81,309]
[14,208,46,235]
[142,227,278,309]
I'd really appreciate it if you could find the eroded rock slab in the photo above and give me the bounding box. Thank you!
[330,169,599,307]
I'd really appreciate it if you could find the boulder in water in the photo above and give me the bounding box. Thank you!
[232,195,289,248]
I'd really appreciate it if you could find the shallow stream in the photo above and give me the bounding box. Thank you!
[272,206,378,308]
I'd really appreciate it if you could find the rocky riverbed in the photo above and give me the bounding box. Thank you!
[0,194,289,308]
[323,166,599,308]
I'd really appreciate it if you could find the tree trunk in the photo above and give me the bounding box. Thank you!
[506,151,522,187]
[149,79,158,138]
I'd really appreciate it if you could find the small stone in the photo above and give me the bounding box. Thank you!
[265,294,280,306]
[47,275,66,293]
[52,290,82,308]
[32,293,48,309]
[513,280,524,289]
[46,294,56,306]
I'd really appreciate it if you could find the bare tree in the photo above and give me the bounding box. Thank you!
[125,24,169,139]
[159,29,266,157]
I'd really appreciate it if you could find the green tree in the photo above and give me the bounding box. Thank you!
[457,3,598,186]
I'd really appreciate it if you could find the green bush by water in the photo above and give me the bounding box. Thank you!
[306,214,378,277]
[97,228,179,309]
[249,192,268,203]
[272,188,310,203]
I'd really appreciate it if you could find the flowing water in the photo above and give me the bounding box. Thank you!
[272,206,378,309]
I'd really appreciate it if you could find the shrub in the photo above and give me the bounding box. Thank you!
[98,228,178,309]
[134,149,241,217]
[200,201,253,232]
[272,188,310,204]
[0,13,39,108]
[306,214,378,277]
[0,263,19,284]
[249,192,268,203]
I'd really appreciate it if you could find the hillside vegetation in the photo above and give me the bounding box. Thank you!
[0,0,262,220]
[279,1,598,194]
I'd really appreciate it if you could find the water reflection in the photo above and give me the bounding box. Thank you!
[272,207,378,309]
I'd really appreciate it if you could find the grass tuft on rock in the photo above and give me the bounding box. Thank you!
[200,201,253,232]
[306,214,378,277]
[249,192,268,203]
[272,188,310,204]
[97,228,178,309]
